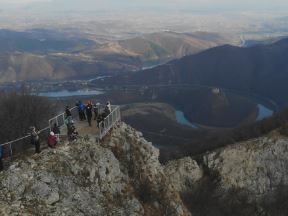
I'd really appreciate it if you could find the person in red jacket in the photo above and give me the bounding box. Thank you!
[48,131,58,148]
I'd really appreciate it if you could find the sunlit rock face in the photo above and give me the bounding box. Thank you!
[203,134,288,199]
[0,122,191,216]
[2,121,288,216]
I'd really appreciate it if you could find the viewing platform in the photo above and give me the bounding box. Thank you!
[1,105,121,162]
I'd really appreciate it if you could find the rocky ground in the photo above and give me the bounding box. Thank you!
[0,123,192,216]
[1,122,288,216]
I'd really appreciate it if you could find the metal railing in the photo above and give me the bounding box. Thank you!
[0,104,121,160]
[96,105,121,141]
[0,106,78,159]
[0,127,50,160]
[48,106,78,131]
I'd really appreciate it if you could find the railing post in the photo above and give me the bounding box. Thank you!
[62,114,65,127]
[9,143,13,161]
[112,111,115,124]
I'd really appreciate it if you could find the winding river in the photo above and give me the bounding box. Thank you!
[175,103,274,129]
[39,86,275,128]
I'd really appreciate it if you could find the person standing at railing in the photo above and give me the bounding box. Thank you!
[64,115,74,129]
[0,144,3,171]
[86,101,93,127]
[65,106,72,117]
[30,126,41,153]
[93,102,100,120]
[76,101,86,121]
[104,101,111,117]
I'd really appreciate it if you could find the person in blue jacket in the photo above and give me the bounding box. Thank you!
[76,101,86,121]
[0,145,3,171]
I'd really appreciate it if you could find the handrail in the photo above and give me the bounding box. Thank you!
[48,106,77,131]
[0,106,78,154]
[96,105,121,140]
[0,126,50,147]
[0,104,121,160]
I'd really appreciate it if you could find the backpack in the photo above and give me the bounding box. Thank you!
[65,116,74,125]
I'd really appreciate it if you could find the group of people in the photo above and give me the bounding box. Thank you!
[76,100,112,127]
[0,101,113,171]
[29,125,61,154]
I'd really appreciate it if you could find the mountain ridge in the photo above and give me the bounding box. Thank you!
[110,37,288,108]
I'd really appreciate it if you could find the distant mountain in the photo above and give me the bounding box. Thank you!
[84,31,231,66]
[0,52,140,82]
[0,29,94,53]
[0,30,232,82]
[109,38,288,108]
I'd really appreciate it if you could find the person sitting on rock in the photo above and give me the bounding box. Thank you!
[47,131,58,148]
[52,123,61,142]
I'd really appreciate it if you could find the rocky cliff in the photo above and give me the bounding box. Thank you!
[0,123,191,216]
[1,123,288,216]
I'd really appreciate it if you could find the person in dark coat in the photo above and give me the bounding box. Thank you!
[76,101,86,121]
[0,145,3,171]
[65,106,72,117]
[30,126,41,153]
[104,101,111,117]
[86,101,93,126]
[52,123,60,135]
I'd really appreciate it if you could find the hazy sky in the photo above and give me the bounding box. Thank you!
[1,0,288,11]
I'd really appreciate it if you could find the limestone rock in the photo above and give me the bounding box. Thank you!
[0,133,143,216]
[0,122,191,216]
[104,122,191,216]
[164,157,203,193]
[203,136,288,199]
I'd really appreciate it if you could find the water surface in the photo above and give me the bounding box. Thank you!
[175,110,198,129]
[257,104,273,120]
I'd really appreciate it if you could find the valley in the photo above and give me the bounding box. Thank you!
[2,78,275,158]
[0,14,287,162]
[2,2,288,215]
[0,29,231,83]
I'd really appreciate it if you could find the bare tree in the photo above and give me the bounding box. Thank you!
[0,92,55,143]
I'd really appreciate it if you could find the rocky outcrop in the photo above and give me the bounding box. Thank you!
[0,122,190,216]
[0,139,143,216]
[203,132,288,199]
[2,121,288,216]
[103,123,191,216]
[164,157,203,193]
